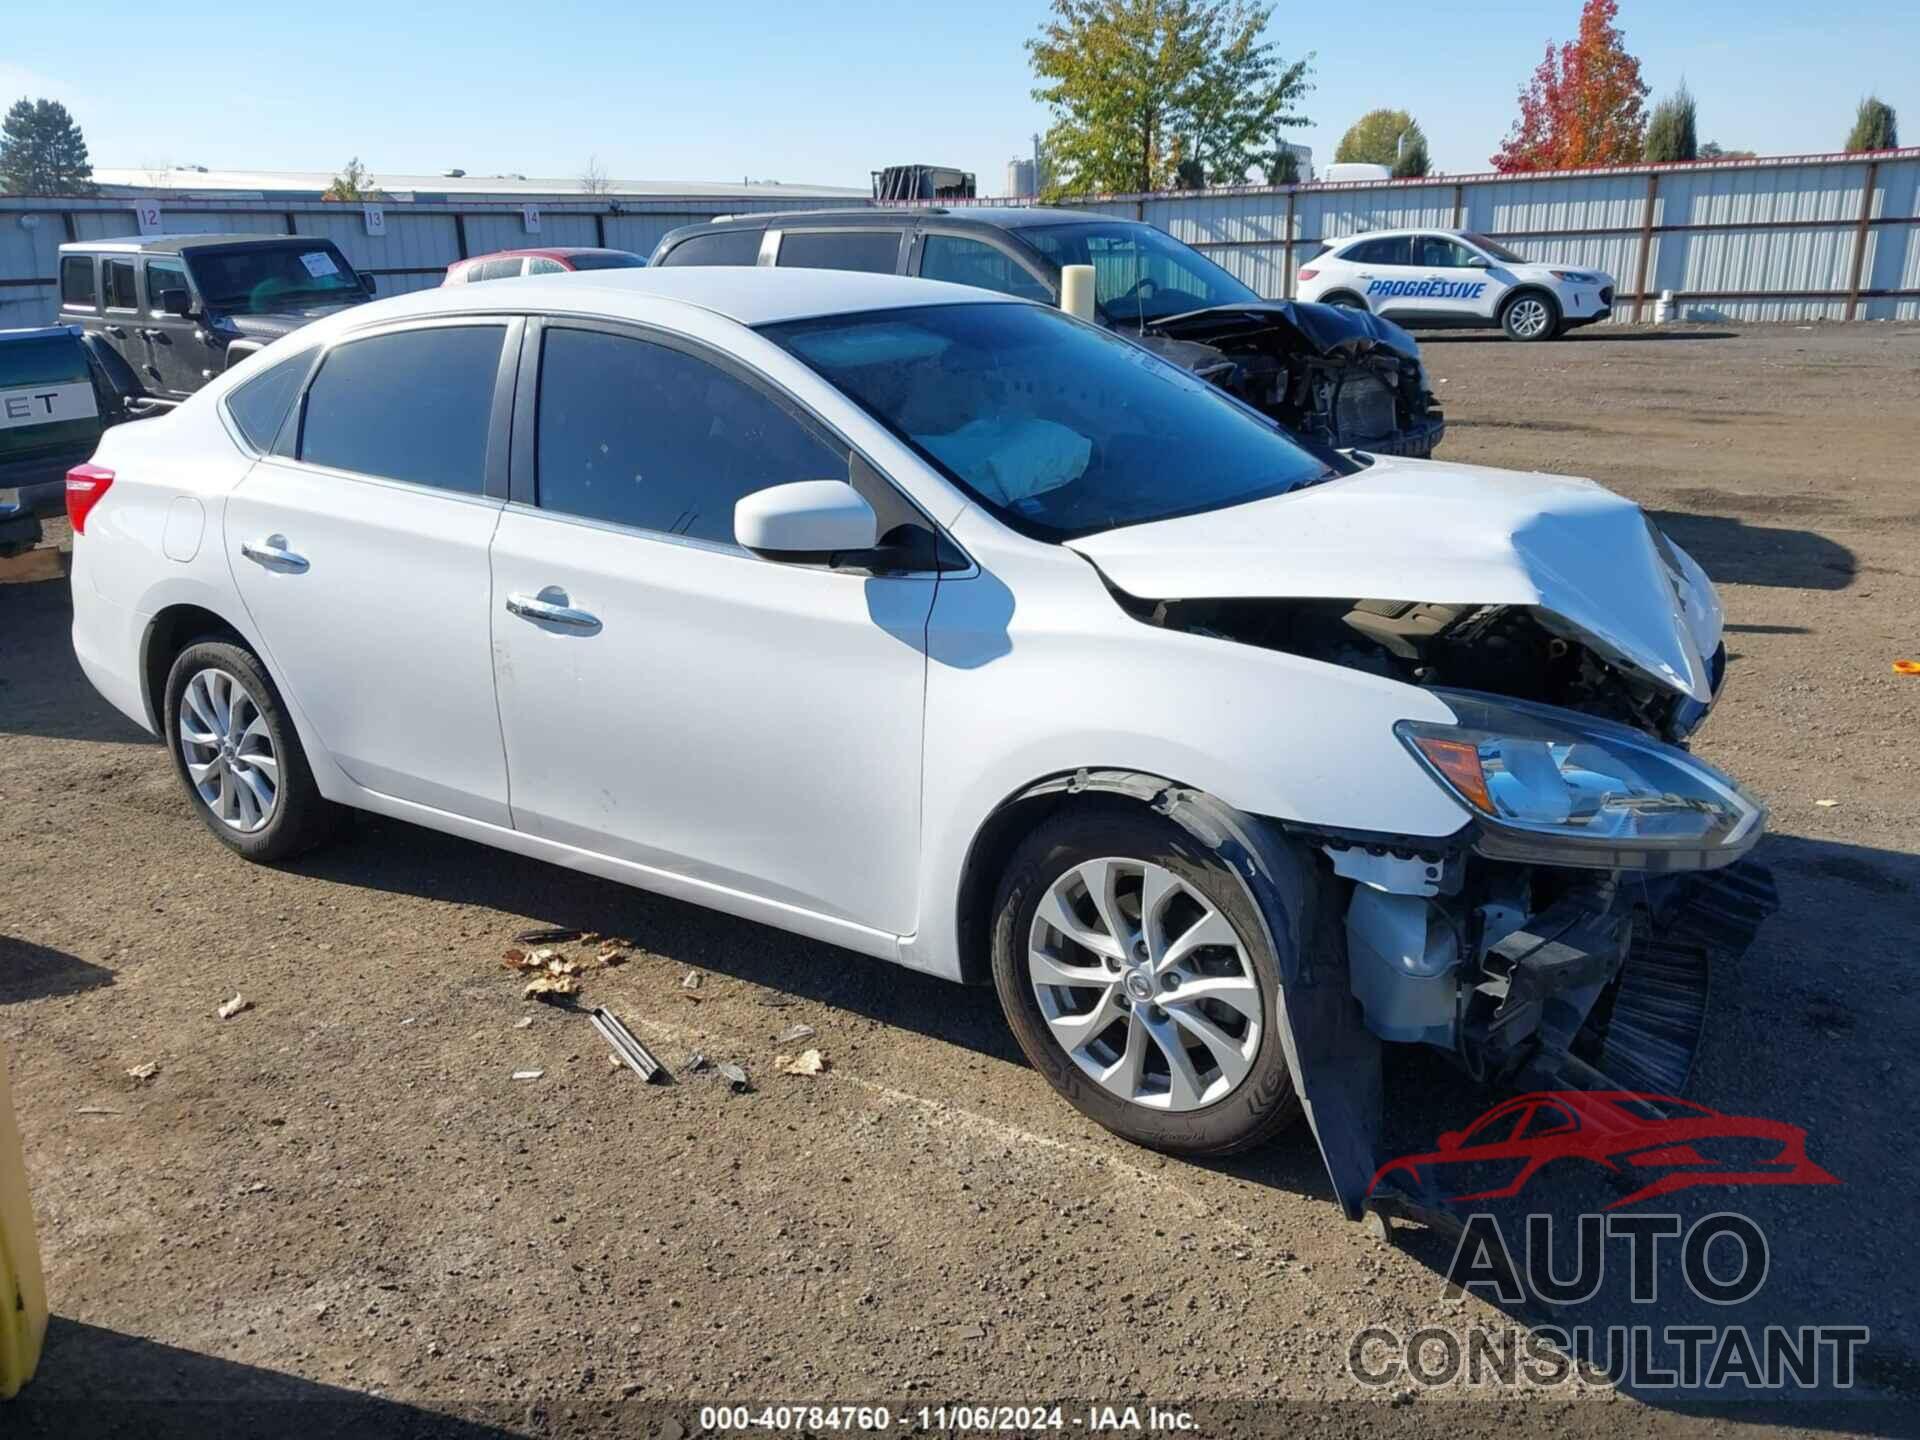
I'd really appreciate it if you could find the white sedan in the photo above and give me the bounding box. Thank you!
[67,268,1765,1217]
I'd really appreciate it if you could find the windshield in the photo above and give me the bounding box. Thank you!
[187,245,364,312]
[565,251,646,271]
[762,303,1336,542]
[1023,221,1259,327]
[1460,232,1529,264]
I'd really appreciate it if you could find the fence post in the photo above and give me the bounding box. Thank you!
[1844,159,1879,321]
[1283,187,1296,299]
[1630,172,1659,323]
[1451,182,1464,228]
[454,213,469,259]
[595,212,607,248]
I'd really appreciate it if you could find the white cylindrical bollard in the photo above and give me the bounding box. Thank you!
[1653,289,1675,324]
[1060,264,1096,321]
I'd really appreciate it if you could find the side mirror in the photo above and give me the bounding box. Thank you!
[157,288,192,317]
[1437,1130,1464,1152]
[735,480,877,558]
[1466,256,1491,269]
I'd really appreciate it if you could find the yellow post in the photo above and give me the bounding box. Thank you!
[0,1050,47,1399]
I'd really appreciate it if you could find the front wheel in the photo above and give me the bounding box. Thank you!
[990,805,1302,1157]
[1501,292,1560,342]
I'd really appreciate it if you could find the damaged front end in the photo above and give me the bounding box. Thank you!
[1065,461,1776,1221]
[1129,302,1445,459]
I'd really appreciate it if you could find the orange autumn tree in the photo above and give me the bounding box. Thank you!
[1492,0,1648,172]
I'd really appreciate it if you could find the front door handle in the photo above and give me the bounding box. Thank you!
[240,536,309,572]
[138,327,166,341]
[506,591,600,631]
[104,324,127,338]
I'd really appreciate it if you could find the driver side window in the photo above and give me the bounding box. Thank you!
[1416,235,1480,269]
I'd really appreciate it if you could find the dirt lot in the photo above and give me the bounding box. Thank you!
[3,322,1918,1438]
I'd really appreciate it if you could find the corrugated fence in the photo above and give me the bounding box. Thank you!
[2,147,1916,328]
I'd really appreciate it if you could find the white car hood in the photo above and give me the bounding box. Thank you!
[1065,456,1721,702]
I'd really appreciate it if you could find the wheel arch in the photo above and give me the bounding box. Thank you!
[1319,289,1369,309]
[1500,285,1561,323]
[139,601,257,731]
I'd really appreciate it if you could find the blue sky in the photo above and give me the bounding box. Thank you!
[2,1,1913,190]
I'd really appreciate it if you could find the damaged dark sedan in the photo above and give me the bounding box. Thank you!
[651,207,1445,459]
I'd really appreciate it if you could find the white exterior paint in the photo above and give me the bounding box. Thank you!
[69,268,1731,984]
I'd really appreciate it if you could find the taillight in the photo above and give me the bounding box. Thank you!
[66,463,114,534]
[1297,267,1319,281]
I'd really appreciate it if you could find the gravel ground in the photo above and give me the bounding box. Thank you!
[3,321,1918,1438]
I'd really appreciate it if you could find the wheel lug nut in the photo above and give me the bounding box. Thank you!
[1132,940,1149,961]
[1161,973,1179,992]
[1149,1005,1167,1022]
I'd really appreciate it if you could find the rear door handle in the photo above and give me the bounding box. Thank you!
[105,325,127,338]
[506,592,600,631]
[138,327,165,341]
[240,536,309,572]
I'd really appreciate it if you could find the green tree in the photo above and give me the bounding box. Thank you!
[1698,141,1754,160]
[1028,0,1311,195]
[1334,108,1430,177]
[1844,96,1898,152]
[0,98,93,195]
[321,157,386,202]
[1643,83,1698,162]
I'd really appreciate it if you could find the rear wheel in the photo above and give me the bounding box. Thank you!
[990,805,1301,1157]
[1321,291,1368,310]
[164,639,342,862]
[1501,291,1559,342]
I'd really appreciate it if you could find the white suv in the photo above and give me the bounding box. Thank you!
[1296,229,1615,341]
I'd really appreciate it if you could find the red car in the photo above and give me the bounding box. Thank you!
[442,247,645,285]
[1371,1091,1837,1210]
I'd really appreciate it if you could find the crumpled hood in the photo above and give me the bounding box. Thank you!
[224,299,368,339]
[1138,300,1422,364]
[1066,455,1721,702]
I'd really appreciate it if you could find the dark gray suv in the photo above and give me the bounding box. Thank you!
[653,207,1444,458]
[57,235,376,404]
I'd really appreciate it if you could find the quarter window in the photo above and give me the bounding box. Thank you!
[60,256,97,308]
[103,259,138,310]
[299,326,504,493]
[225,348,312,453]
[776,230,901,274]
[535,326,846,547]
[918,234,1053,303]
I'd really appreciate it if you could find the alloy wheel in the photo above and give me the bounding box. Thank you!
[1509,297,1551,338]
[1027,857,1263,1111]
[178,668,280,834]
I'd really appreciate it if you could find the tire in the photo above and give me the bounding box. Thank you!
[163,638,343,863]
[1321,291,1368,310]
[1501,290,1560,342]
[990,803,1302,1157]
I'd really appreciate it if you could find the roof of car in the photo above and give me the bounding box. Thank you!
[355,265,1021,330]
[689,205,1102,233]
[58,233,329,255]
[1330,227,1470,242]
[454,247,642,263]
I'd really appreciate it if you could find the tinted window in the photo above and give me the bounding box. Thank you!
[145,259,189,311]
[776,230,901,274]
[300,326,504,492]
[565,251,644,271]
[919,234,1053,303]
[60,256,96,308]
[658,230,763,267]
[765,303,1335,543]
[225,348,311,453]
[1341,236,1411,266]
[0,333,89,389]
[103,259,138,309]
[536,326,846,546]
[188,245,362,311]
[1413,235,1478,269]
[1022,221,1259,323]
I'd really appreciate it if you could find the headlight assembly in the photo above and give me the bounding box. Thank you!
[1396,691,1765,871]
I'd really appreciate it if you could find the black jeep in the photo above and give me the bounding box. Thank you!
[57,234,376,404]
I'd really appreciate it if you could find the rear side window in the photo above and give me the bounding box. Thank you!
[60,257,96,308]
[776,230,902,274]
[919,234,1053,302]
[224,348,310,453]
[475,257,524,281]
[658,230,763,267]
[299,326,504,493]
[535,326,845,546]
[1341,236,1411,266]
[103,259,138,309]
[528,256,567,275]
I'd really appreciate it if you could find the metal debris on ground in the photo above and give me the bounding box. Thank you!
[717,1061,752,1094]
[685,1052,711,1073]
[216,994,252,1020]
[513,1016,534,1030]
[511,1070,545,1082]
[75,1106,121,1116]
[758,995,799,1009]
[775,1049,829,1077]
[514,927,581,945]
[590,1007,667,1083]
[125,1063,158,1083]
[775,1023,815,1044]
[680,971,702,991]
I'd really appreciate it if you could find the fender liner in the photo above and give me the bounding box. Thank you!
[1007,768,1384,1220]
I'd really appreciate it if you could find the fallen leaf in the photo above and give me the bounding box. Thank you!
[511,1070,544,1082]
[217,994,252,1020]
[775,1049,829,1077]
[126,1062,158,1083]
[524,973,578,1000]
[502,948,528,969]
